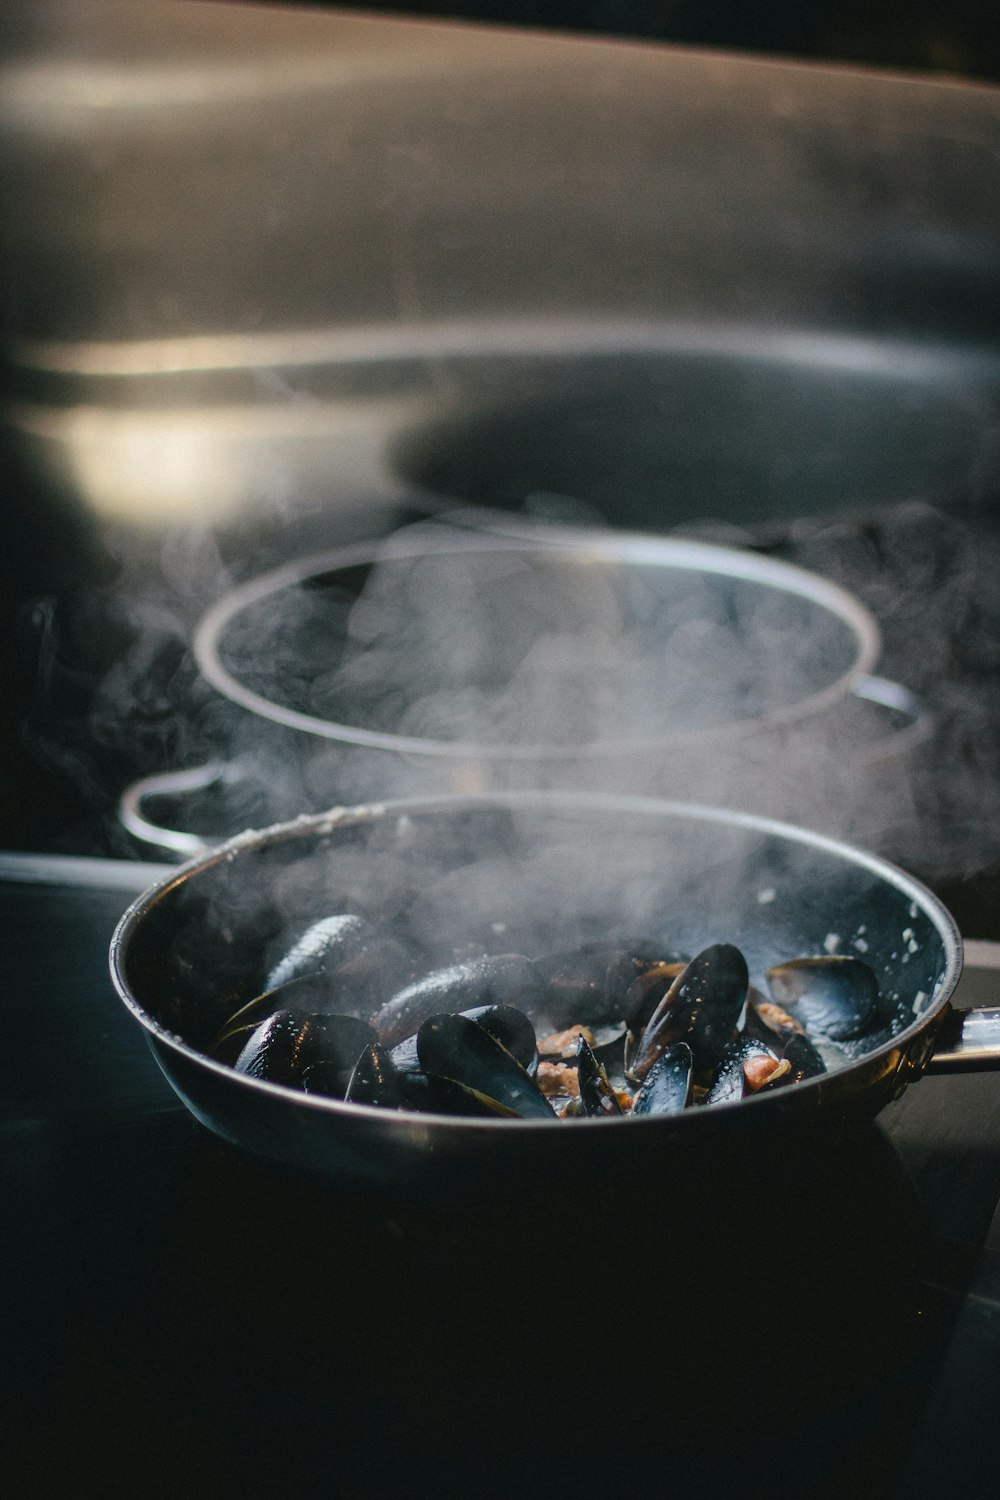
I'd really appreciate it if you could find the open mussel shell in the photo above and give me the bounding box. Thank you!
[416,1012,556,1120]
[703,1037,792,1107]
[398,1072,520,1119]
[744,993,803,1044]
[389,1003,539,1078]
[744,994,827,1083]
[766,956,878,1042]
[631,1042,693,1116]
[213,971,353,1057]
[575,1036,623,1117]
[628,943,748,1082]
[535,941,673,1029]
[371,953,544,1049]
[623,960,688,1073]
[537,1021,625,1061]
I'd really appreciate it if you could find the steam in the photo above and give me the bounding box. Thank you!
[20,503,1000,893]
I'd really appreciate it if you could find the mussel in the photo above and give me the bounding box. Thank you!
[370,954,544,1049]
[575,1036,623,1117]
[415,1012,555,1120]
[344,1040,520,1117]
[702,1037,792,1107]
[623,960,687,1075]
[745,993,826,1083]
[234,1009,376,1097]
[265,912,414,1017]
[765,956,878,1043]
[389,1003,538,1077]
[213,906,884,1123]
[344,1042,403,1109]
[631,1043,693,1116]
[627,944,748,1083]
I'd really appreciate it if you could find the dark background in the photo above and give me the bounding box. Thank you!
[263,0,1000,83]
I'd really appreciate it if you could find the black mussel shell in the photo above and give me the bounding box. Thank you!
[371,954,544,1049]
[623,960,688,1031]
[535,942,672,1031]
[214,972,358,1056]
[628,943,748,1082]
[623,960,688,1073]
[416,1013,555,1120]
[388,1003,538,1077]
[781,1032,827,1083]
[398,1071,520,1119]
[766,956,878,1042]
[233,1010,375,1096]
[575,1036,623,1117]
[294,1014,378,1096]
[233,1009,302,1085]
[631,1042,693,1116]
[464,1004,539,1075]
[266,914,374,989]
[266,914,415,1016]
[343,1042,403,1108]
[703,1037,791,1107]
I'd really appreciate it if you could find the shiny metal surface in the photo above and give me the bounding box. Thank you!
[2,3,999,536]
[926,945,1000,1071]
[108,792,984,1194]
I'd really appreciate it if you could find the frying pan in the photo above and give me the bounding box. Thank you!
[109,792,1000,1195]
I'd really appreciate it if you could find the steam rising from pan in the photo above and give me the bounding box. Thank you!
[190,526,881,838]
[23,503,1000,886]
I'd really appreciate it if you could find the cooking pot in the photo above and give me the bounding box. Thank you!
[119,527,926,856]
[109,792,1000,1196]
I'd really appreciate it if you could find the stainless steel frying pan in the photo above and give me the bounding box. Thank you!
[109,793,1000,1195]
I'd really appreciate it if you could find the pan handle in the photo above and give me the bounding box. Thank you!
[923,1008,1000,1073]
[923,942,1000,1072]
[851,675,933,766]
[119,760,230,858]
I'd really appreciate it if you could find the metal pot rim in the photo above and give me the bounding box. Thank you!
[193,528,883,760]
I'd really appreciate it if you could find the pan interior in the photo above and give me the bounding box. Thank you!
[121,799,953,1080]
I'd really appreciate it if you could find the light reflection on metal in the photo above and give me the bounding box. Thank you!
[0,14,472,125]
[8,395,432,522]
[9,319,1000,383]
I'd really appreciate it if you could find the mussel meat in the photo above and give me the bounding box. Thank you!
[702,1037,791,1107]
